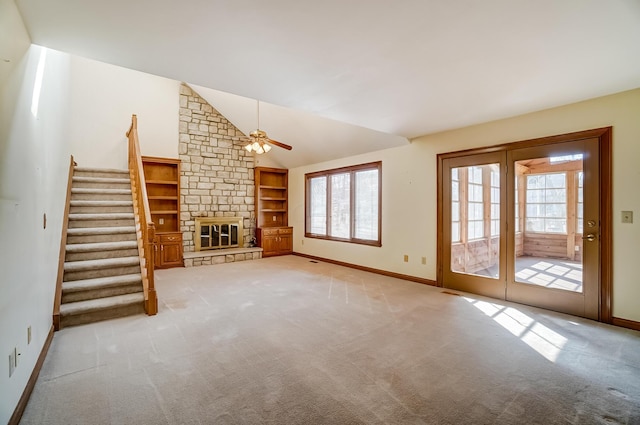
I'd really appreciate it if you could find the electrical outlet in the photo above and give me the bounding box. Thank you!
[575,245,580,252]
[272,215,277,221]
[621,211,633,224]
[28,326,32,345]
[403,255,409,263]
[421,256,427,265]
[159,218,165,225]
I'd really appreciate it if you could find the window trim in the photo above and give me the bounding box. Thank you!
[305,161,382,246]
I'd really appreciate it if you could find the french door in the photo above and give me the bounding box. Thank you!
[438,129,611,320]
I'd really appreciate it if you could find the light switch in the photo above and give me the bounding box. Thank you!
[622,211,633,224]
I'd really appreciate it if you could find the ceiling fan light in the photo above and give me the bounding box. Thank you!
[244,143,253,152]
[252,141,261,151]
[255,145,265,154]
[263,143,272,152]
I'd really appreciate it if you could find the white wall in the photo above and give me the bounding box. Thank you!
[0,40,73,423]
[68,55,180,169]
[290,88,640,323]
[289,142,434,279]
[0,8,181,419]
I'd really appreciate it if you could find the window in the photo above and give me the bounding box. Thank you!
[577,171,584,233]
[525,172,567,233]
[515,176,520,232]
[467,166,484,240]
[451,168,461,243]
[305,162,381,246]
[490,168,500,237]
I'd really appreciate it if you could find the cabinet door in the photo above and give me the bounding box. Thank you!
[278,234,293,255]
[262,235,279,257]
[161,242,183,267]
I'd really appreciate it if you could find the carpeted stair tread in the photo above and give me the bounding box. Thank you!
[66,240,138,253]
[68,212,134,220]
[71,188,131,194]
[74,167,128,174]
[60,292,144,316]
[72,176,130,184]
[64,256,140,272]
[67,226,136,236]
[70,200,133,207]
[62,273,142,293]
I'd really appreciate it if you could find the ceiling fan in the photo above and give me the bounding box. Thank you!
[242,101,292,154]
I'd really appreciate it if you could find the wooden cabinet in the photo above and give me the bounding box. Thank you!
[156,233,183,268]
[257,227,293,257]
[254,167,292,257]
[142,156,183,269]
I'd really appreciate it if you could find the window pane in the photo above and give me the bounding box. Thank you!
[309,177,326,234]
[545,188,566,203]
[527,175,545,189]
[452,223,460,242]
[354,169,378,240]
[526,189,543,203]
[545,203,566,218]
[527,218,544,232]
[545,219,566,233]
[330,173,350,238]
[526,204,544,217]
[546,173,566,188]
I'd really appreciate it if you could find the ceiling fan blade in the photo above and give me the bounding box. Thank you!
[267,138,293,151]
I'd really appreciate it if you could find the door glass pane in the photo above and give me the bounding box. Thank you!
[514,155,583,293]
[450,164,500,279]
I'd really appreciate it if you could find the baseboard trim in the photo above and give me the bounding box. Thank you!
[9,324,54,425]
[293,252,437,287]
[612,317,640,332]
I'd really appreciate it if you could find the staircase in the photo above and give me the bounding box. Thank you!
[60,167,145,327]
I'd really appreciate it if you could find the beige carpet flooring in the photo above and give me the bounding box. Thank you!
[20,255,640,424]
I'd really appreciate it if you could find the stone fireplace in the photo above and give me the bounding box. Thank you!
[178,83,262,267]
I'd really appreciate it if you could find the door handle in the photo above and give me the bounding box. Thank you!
[583,233,597,242]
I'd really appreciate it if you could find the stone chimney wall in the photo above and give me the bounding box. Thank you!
[178,84,255,253]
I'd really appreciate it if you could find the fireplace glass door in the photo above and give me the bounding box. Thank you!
[200,223,239,250]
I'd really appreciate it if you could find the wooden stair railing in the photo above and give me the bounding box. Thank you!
[53,155,76,331]
[126,115,158,315]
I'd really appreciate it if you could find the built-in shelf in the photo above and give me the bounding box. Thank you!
[148,196,178,200]
[255,167,292,257]
[142,156,183,269]
[259,185,287,190]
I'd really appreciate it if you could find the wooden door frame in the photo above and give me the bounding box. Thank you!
[436,127,612,323]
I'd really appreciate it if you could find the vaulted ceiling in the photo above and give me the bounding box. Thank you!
[13,0,640,167]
